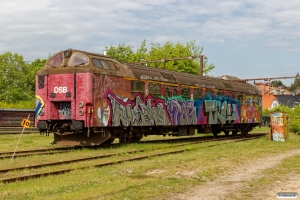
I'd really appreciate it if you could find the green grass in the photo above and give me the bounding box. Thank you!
[0,128,299,200]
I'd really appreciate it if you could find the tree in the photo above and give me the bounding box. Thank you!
[0,52,45,103]
[105,40,215,75]
[105,44,135,63]
[25,58,47,96]
[271,80,285,88]
[0,52,27,102]
[290,73,300,92]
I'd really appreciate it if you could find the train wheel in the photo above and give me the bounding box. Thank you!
[52,123,62,134]
[213,131,218,137]
[232,130,237,136]
[131,136,142,143]
[224,131,229,136]
[101,137,115,147]
[119,137,131,144]
[241,127,248,135]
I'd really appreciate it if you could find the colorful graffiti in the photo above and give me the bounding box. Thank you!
[104,89,172,126]
[93,73,116,98]
[271,112,285,142]
[167,99,197,125]
[95,86,267,127]
[194,92,241,125]
[97,100,110,126]
[58,102,71,119]
[204,100,238,124]
[241,95,261,123]
[35,95,44,119]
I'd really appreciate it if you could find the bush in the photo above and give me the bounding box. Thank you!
[0,100,35,109]
[269,105,300,135]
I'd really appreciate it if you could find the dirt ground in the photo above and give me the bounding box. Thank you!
[171,149,300,200]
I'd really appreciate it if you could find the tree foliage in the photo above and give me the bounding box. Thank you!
[271,80,284,87]
[0,52,45,105]
[290,73,300,92]
[105,40,215,75]
[269,104,300,135]
[105,44,135,63]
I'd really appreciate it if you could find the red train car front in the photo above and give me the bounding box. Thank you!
[35,50,110,145]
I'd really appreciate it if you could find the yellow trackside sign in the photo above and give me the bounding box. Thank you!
[21,119,31,128]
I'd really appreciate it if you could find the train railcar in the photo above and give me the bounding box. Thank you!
[35,49,262,146]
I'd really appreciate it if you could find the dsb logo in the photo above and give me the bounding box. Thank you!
[54,87,67,93]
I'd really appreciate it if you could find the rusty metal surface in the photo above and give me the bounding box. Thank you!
[0,109,35,127]
[35,49,263,146]
[52,130,111,146]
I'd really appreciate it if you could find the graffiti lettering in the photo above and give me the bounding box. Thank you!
[140,74,152,80]
[58,102,71,119]
[94,74,116,98]
[204,100,237,124]
[105,91,171,126]
[54,86,67,93]
[168,100,197,125]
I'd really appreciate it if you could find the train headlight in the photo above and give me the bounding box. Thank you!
[78,101,84,108]
[64,49,72,58]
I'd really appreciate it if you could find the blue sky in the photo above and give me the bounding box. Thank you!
[1,0,300,86]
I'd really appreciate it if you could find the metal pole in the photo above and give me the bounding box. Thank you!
[10,114,30,163]
[200,55,204,76]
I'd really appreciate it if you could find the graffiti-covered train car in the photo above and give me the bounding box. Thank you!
[35,49,262,146]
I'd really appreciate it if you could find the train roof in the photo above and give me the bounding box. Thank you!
[39,49,260,95]
[125,63,259,94]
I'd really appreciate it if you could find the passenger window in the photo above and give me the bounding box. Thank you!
[194,88,202,98]
[205,89,214,96]
[166,86,176,97]
[131,81,145,94]
[107,61,117,70]
[99,60,109,69]
[92,58,103,68]
[238,93,244,105]
[149,83,161,97]
[181,87,190,98]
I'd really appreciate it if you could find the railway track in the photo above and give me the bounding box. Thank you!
[0,133,268,159]
[0,133,266,183]
[0,126,39,134]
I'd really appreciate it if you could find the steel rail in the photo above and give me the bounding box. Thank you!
[0,134,258,158]
[0,134,265,183]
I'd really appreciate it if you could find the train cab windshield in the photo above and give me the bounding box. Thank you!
[68,52,89,67]
[48,53,63,67]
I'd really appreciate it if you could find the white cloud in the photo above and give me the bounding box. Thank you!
[0,0,300,63]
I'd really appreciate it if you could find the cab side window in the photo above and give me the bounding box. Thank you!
[131,81,145,95]
[92,58,103,68]
[194,88,202,98]
[149,83,161,98]
[181,87,190,98]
